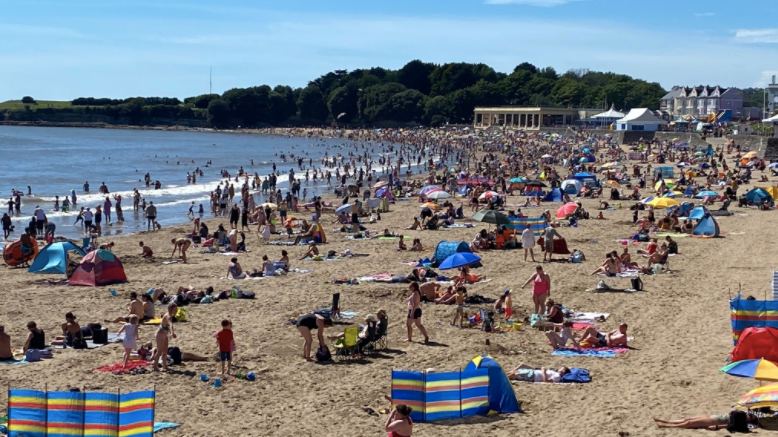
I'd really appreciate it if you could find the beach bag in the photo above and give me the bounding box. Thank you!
[174,307,188,322]
[315,345,331,362]
[237,289,255,299]
[571,252,583,263]
[25,349,42,362]
[631,277,643,291]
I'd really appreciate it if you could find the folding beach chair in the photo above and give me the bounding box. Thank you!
[365,317,389,354]
[334,326,359,360]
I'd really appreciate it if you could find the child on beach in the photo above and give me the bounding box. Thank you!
[215,319,234,375]
[117,315,139,368]
[451,286,465,327]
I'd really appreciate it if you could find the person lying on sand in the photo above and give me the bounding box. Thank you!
[105,292,145,323]
[653,411,751,432]
[578,324,628,347]
[137,341,208,365]
[454,265,484,287]
[507,363,570,383]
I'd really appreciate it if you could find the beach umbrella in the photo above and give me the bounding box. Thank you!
[604,180,621,188]
[541,154,553,159]
[744,151,758,159]
[260,202,277,209]
[654,180,675,191]
[525,180,547,188]
[509,177,527,183]
[738,383,778,408]
[580,158,589,163]
[694,190,718,198]
[647,197,680,209]
[640,196,654,204]
[676,162,690,167]
[722,359,778,382]
[427,191,451,200]
[421,202,440,210]
[769,163,778,169]
[438,252,482,270]
[471,210,511,225]
[478,191,501,200]
[373,181,388,188]
[420,185,441,196]
[555,202,579,219]
[335,204,351,215]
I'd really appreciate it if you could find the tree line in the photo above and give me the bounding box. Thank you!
[14,61,668,127]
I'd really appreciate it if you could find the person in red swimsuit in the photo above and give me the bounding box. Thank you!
[385,404,413,437]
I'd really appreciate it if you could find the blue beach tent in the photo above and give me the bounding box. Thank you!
[542,188,564,202]
[28,242,85,274]
[692,214,720,237]
[688,206,709,220]
[432,241,471,267]
[464,355,522,414]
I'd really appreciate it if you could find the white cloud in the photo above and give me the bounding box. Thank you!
[756,71,778,87]
[693,12,716,17]
[734,29,778,43]
[485,0,575,6]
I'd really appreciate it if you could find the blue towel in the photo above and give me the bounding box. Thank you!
[1,359,28,365]
[552,349,615,358]
[154,422,180,432]
[560,368,591,383]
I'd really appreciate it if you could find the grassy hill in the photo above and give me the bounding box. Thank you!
[0,100,73,110]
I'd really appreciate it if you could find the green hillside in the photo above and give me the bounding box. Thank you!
[0,100,73,110]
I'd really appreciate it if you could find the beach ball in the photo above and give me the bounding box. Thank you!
[247,372,256,381]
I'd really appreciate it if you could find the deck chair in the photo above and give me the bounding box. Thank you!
[334,326,359,360]
[365,317,389,354]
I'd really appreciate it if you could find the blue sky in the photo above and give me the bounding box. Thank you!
[2,0,778,101]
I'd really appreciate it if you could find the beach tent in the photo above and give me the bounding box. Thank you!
[730,327,778,363]
[560,179,582,194]
[573,172,597,184]
[692,214,720,237]
[312,222,327,243]
[746,188,773,203]
[542,188,564,202]
[464,355,522,414]
[688,206,710,220]
[28,242,85,274]
[756,187,778,199]
[69,249,128,287]
[431,241,471,267]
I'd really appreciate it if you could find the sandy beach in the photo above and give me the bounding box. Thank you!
[1,135,773,437]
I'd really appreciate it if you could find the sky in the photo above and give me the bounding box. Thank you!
[3,0,778,101]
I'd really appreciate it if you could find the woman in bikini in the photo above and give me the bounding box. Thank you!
[653,410,750,432]
[151,303,177,372]
[385,404,413,437]
[406,282,429,343]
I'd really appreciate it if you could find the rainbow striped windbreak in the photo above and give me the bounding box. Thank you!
[508,217,547,237]
[730,297,778,345]
[391,369,490,422]
[7,389,155,437]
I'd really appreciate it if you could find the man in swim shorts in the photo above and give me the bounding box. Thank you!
[578,323,628,347]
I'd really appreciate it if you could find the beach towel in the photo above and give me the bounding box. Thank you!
[537,237,571,255]
[154,422,181,432]
[289,268,313,274]
[55,333,124,350]
[94,360,150,374]
[552,348,627,358]
[444,223,474,228]
[599,271,639,278]
[143,318,162,325]
[304,256,340,261]
[1,359,28,365]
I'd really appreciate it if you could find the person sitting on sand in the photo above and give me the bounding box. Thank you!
[398,235,407,250]
[23,321,46,352]
[300,242,319,260]
[278,250,290,271]
[419,281,440,302]
[99,242,115,251]
[408,217,421,231]
[653,411,751,432]
[56,312,96,349]
[546,321,581,350]
[435,285,460,304]
[170,238,191,263]
[105,292,145,323]
[410,238,423,251]
[261,255,277,276]
[665,235,678,255]
[578,323,628,347]
[0,326,13,361]
[507,363,570,383]
[293,222,316,245]
[228,257,247,279]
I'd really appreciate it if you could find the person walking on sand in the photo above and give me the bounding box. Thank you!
[451,286,465,328]
[521,265,551,315]
[215,319,234,375]
[117,315,140,368]
[541,225,562,262]
[406,282,429,343]
[521,223,536,262]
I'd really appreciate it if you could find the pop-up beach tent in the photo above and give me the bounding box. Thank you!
[692,213,720,237]
[431,241,471,267]
[28,242,85,274]
[70,249,128,287]
[542,188,564,202]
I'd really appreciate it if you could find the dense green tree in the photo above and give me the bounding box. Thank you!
[297,85,328,122]
[360,83,407,122]
[190,94,220,109]
[397,60,434,95]
[21,96,36,104]
[221,86,271,126]
[207,98,230,127]
[385,89,426,122]
[328,85,358,122]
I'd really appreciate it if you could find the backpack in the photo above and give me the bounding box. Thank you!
[237,289,255,299]
[631,277,643,291]
[315,345,331,362]
[25,349,42,362]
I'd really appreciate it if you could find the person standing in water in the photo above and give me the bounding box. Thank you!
[104,197,112,225]
[113,194,124,222]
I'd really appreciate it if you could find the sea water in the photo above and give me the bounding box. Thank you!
[0,126,381,240]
